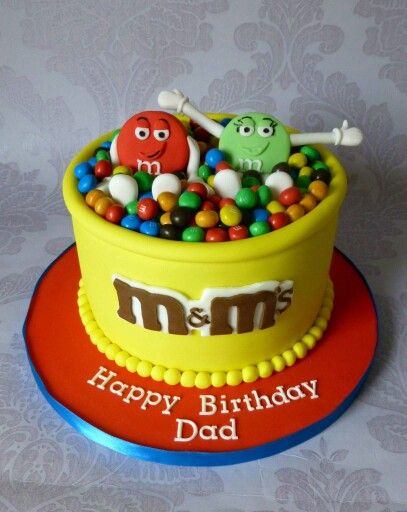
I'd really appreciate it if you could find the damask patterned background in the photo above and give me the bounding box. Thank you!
[1,1,406,510]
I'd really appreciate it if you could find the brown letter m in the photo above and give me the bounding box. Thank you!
[210,291,277,335]
[113,278,188,335]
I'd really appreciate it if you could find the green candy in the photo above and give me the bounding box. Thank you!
[242,176,261,188]
[134,171,154,192]
[198,164,212,182]
[178,191,202,210]
[219,112,291,174]
[182,226,204,242]
[300,145,320,161]
[235,188,258,209]
[126,200,138,215]
[249,221,270,237]
[96,149,110,161]
[296,175,311,189]
[312,160,329,172]
[257,185,272,206]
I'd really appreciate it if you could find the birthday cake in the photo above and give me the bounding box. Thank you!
[62,89,363,390]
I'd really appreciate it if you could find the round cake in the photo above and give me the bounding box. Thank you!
[63,113,346,390]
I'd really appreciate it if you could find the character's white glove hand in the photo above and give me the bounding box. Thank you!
[158,89,189,113]
[332,120,363,146]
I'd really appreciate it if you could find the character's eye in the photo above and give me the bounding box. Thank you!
[135,127,150,140]
[257,126,275,137]
[153,129,170,141]
[238,125,254,137]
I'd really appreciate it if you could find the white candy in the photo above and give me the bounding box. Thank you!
[213,169,242,198]
[152,173,182,200]
[108,174,139,206]
[264,171,294,198]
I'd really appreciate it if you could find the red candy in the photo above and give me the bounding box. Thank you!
[219,198,235,208]
[215,160,232,172]
[116,111,190,174]
[105,204,125,224]
[137,198,159,220]
[210,195,221,207]
[269,212,290,230]
[278,186,302,206]
[186,182,208,199]
[94,160,112,179]
[201,200,216,211]
[229,225,249,241]
[205,227,229,242]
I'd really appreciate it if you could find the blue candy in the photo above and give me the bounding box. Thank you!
[88,157,97,168]
[138,191,153,200]
[220,117,232,127]
[100,140,112,150]
[140,220,159,237]
[205,148,225,169]
[252,208,269,222]
[74,162,93,179]
[121,215,141,231]
[77,174,97,193]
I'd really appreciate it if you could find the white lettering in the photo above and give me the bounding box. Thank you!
[200,395,217,416]
[87,366,117,390]
[301,379,319,399]
[174,418,198,442]
[162,395,182,415]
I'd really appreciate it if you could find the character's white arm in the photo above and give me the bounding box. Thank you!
[186,135,200,180]
[158,89,224,139]
[290,121,363,147]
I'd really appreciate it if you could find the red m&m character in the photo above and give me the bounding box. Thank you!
[110,111,199,177]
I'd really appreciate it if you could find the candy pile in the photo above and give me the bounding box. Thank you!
[74,127,331,243]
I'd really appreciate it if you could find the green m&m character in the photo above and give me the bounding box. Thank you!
[158,89,364,176]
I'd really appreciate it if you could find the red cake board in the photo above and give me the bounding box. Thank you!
[23,245,377,466]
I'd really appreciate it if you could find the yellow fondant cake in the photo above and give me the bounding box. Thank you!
[63,114,347,389]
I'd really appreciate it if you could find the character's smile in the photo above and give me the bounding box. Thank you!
[140,144,166,160]
[242,142,269,156]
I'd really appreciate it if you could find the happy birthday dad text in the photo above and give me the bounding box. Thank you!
[87,366,319,442]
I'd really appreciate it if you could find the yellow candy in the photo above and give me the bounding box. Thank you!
[219,205,242,226]
[157,192,177,212]
[94,196,114,216]
[160,211,172,225]
[266,200,285,214]
[299,166,313,177]
[207,175,215,188]
[112,165,133,176]
[286,203,305,221]
[309,180,328,201]
[288,152,307,169]
[195,210,219,228]
[300,193,317,212]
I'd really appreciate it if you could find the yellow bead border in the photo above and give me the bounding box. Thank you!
[77,279,334,389]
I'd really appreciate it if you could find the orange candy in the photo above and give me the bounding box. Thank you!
[94,197,114,216]
[300,193,317,212]
[157,192,178,212]
[195,210,219,228]
[85,189,105,208]
[286,203,305,222]
[309,180,328,201]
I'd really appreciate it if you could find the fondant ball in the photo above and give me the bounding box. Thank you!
[213,169,241,198]
[219,112,291,173]
[264,171,294,198]
[152,173,182,200]
[108,174,139,206]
